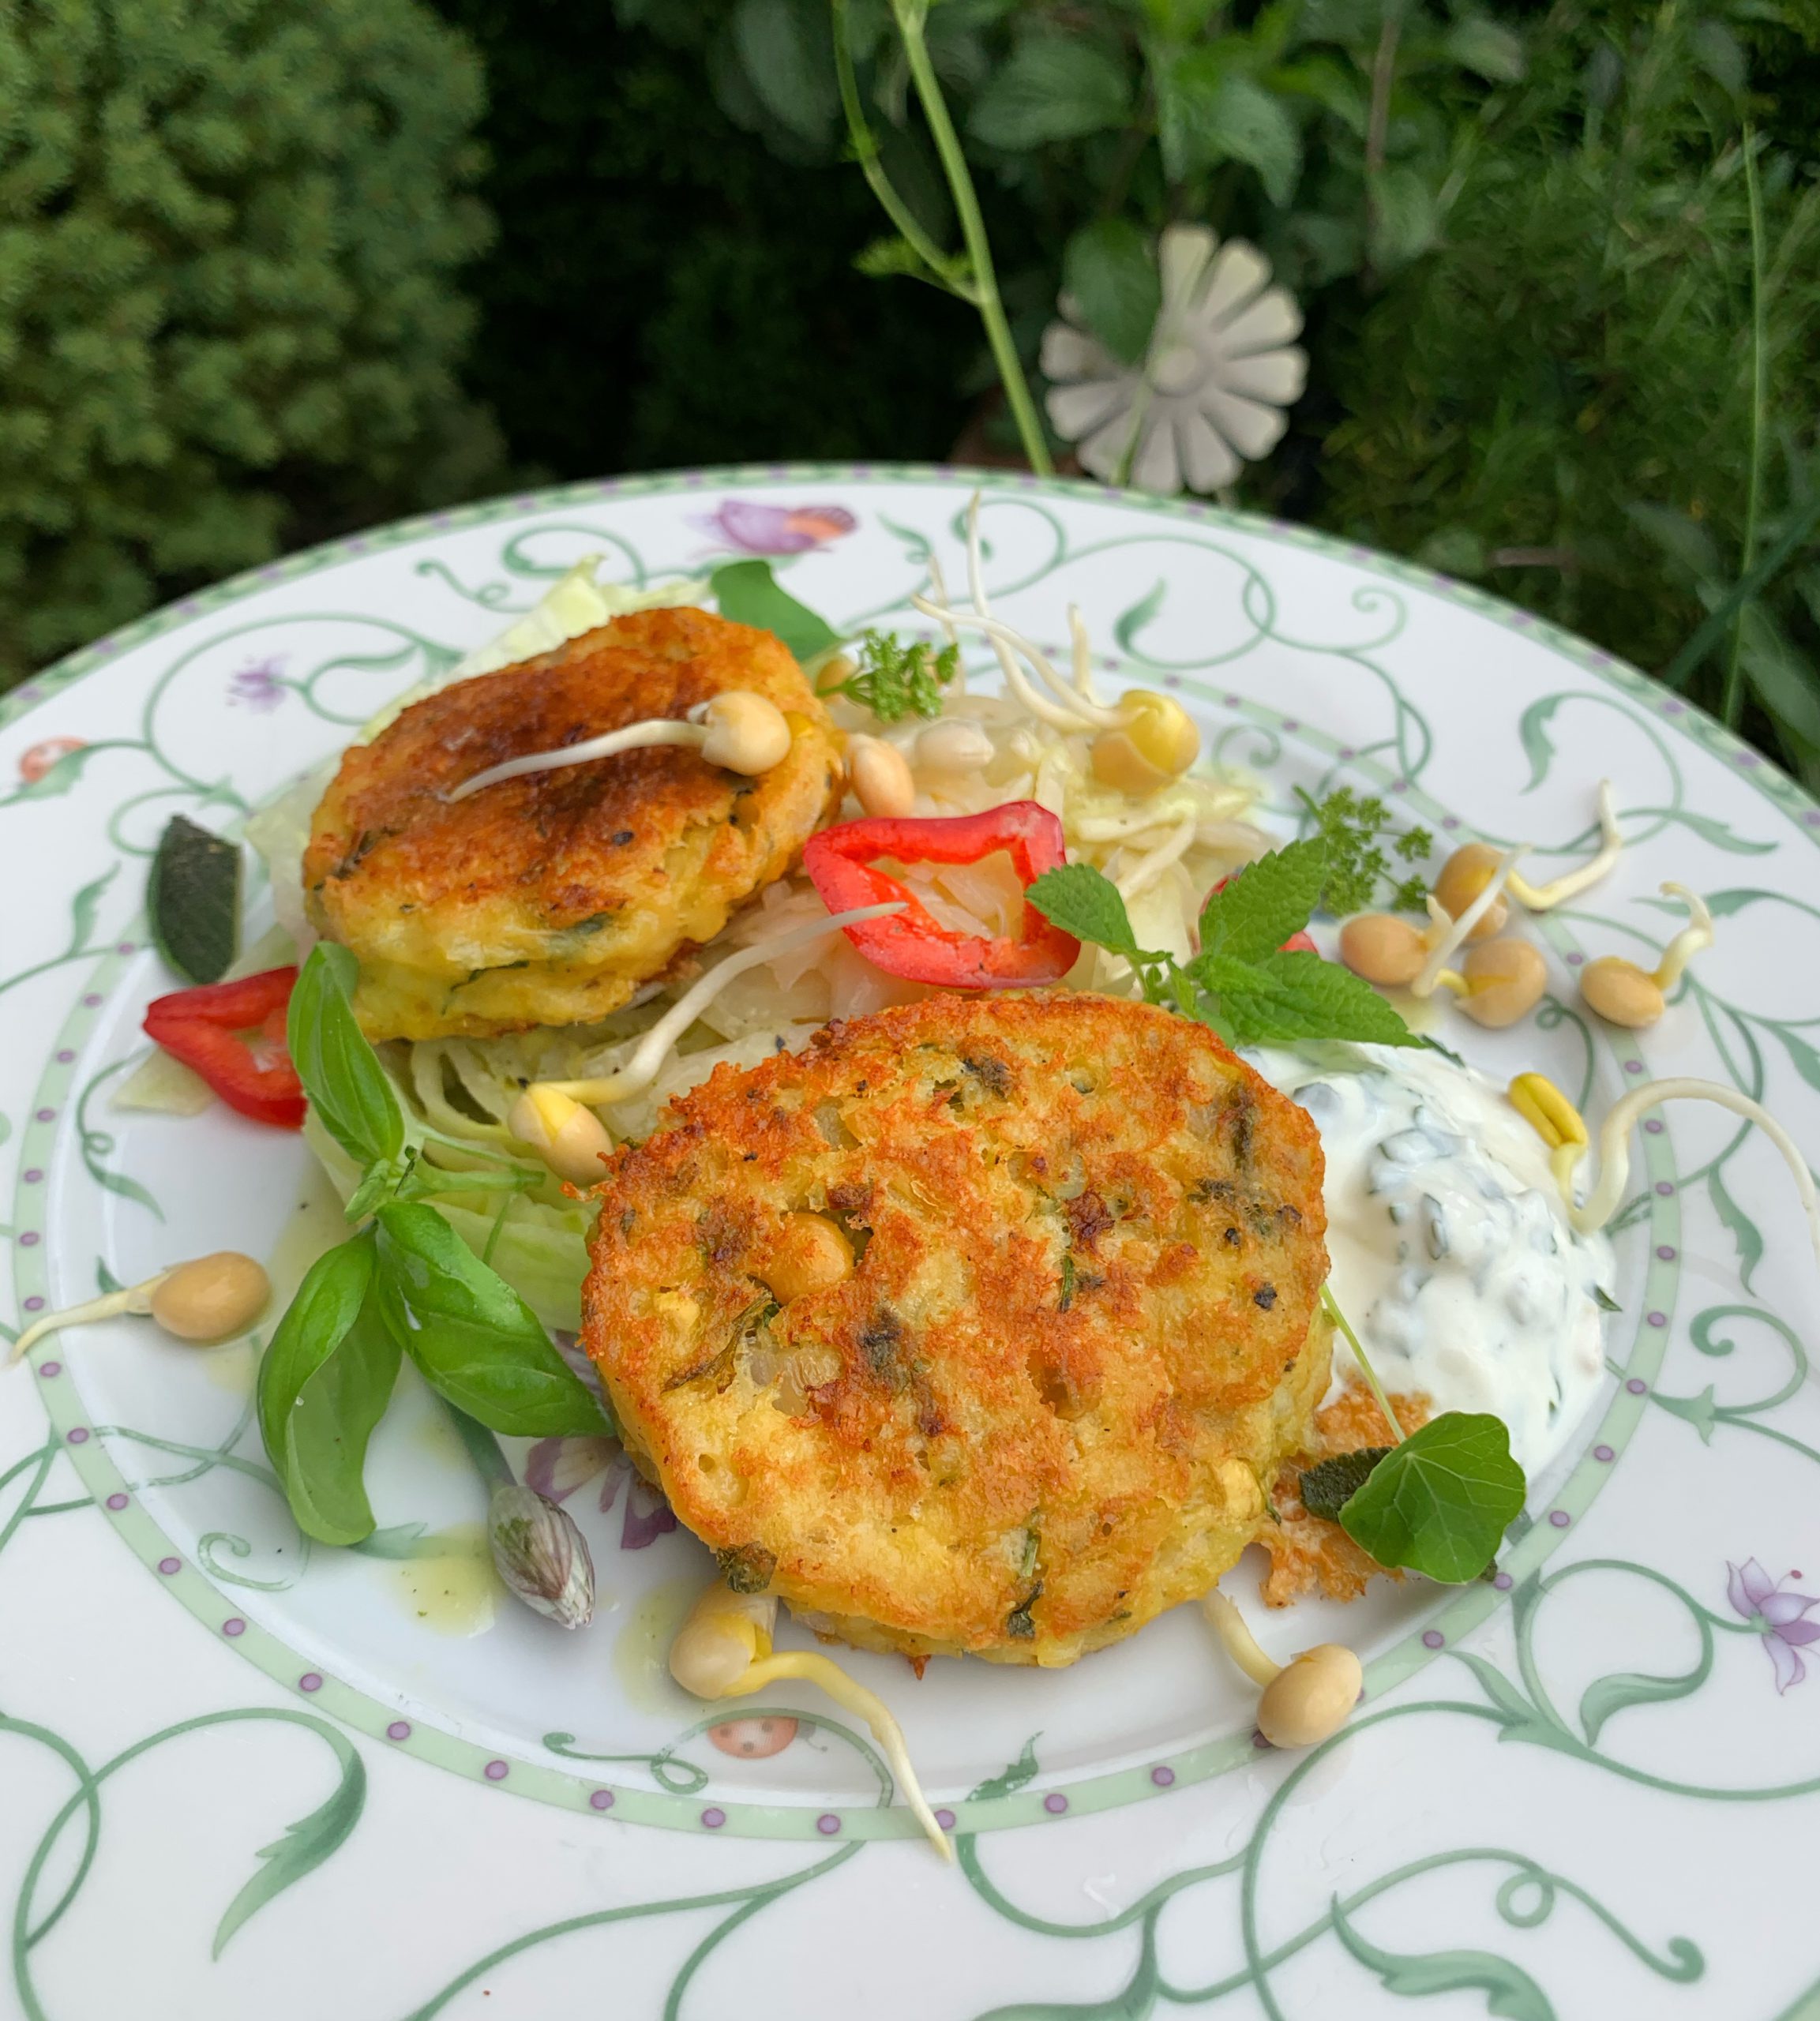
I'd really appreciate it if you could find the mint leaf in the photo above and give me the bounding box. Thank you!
[1188,951,1281,999]
[1026,863,1153,960]
[1338,1412,1526,1582]
[1298,1445,1391,1521]
[1199,836,1327,962]
[1219,949,1421,1048]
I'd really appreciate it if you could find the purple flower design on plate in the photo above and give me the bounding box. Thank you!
[1728,1558,1820,1693]
[526,1434,677,1550]
[228,655,289,711]
[692,501,857,556]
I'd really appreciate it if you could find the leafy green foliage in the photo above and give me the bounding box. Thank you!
[821,630,960,722]
[1296,788,1432,917]
[148,817,242,985]
[1338,1412,1526,1583]
[1298,1445,1391,1521]
[256,1232,398,1547]
[1028,846,1419,1048]
[0,0,497,683]
[708,560,842,665]
[257,936,609,1539]
[287,947,405,1174]
[1320,1,1820,789]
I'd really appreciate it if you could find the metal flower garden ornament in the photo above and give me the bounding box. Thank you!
[1042,227,1308,493]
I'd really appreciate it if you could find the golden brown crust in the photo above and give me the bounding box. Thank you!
[1256,1385,1431,1607]
[304,607,842,1039]
[582,992,1330,1666]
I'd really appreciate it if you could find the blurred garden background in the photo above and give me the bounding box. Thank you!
[2,0,1816,782]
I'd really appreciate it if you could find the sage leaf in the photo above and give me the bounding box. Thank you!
[373,1202,611,1437]
[1338,1411,1526,1583]
[1298,1445,1391,1521]
[286,943,403,1172]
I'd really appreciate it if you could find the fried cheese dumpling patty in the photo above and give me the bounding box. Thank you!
[584,992,1331,1667]
[303,607,842,1040]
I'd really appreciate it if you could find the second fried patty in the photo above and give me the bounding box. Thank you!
[304,606,842,1040]
[583,992,1330,1666]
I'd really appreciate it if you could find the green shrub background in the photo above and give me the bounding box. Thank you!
[4,0,1817,780]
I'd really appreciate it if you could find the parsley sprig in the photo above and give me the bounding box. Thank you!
[821,629,959,722]
[1297,786,1433,915]
[1027,838,1421,1050]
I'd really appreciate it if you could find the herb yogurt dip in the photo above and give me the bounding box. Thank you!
[1251,1045,1614,1477]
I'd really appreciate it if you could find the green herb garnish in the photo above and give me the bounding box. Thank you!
[1336,1414,1527,1583]
[1026,840,1423,1050]
[1315,1285,1528,1582]
[1297,1445,1391,1522]
[257,944,611,1544]
[1296,786,1433,916]
[821,628,959,722]
[708,558,842,666]
[148,814,242,984]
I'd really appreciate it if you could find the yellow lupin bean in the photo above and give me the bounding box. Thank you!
[1203,1590,1362,1749]
[1578,883,1713,1031]
[9,1252,269,1364]
[1432,843,1511,942]
[1440,936,1548,1027]
[1338,914,1429,988]
[1090,691,1200,793]
[508,1085,614,1187]
[846,734,917,819]
[149,1253,272,1342]
[669,1577,953,1860]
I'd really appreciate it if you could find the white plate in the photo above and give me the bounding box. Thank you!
[5,467,1819,2020]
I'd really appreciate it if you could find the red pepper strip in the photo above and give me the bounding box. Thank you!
[1204,876,1317,955]
[802,801,1081,988]
[143,966,307,1129]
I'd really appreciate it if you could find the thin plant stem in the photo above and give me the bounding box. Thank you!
[1657,491,1820,690]
[831,0,976,302]
[438,1393,514,1488]
[890,0,1055,476]
[1721,126,1767,731]
[1319,1284,1405,1442]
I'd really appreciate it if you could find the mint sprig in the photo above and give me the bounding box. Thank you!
[1027,842,1421,1049]
[260,944,611,1544]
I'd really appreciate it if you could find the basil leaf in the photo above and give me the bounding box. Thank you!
[1198,837,1328,964]
[709,560,842,666]
[373,1202,611,1437]
[257,1231,400,1546]
[287,943,404,1171]
[1338,1412,1526,1583]
[1298,1445,1391,1522]
[1218,949,1422,1048]
[1026,862,1158,960]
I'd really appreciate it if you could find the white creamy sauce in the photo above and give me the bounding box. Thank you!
[1248,1045,1613,1477]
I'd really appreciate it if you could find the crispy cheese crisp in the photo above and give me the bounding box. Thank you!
[584,992,1331,1666]
[305,607,841,1039]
